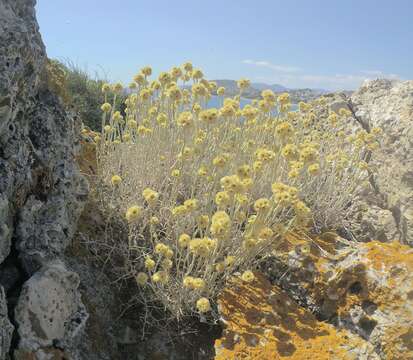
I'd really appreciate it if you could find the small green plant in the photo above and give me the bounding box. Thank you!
[48,59,118,130]
[92,63,382,321]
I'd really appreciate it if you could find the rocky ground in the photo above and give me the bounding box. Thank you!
[0,1,412,359]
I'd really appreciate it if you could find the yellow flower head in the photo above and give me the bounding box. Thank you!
[101,103,112,113]
[113,82,123,93]
[237,165,251,179]
[371,127,383,135]
[182,62,193,72]
[142,188,159,205]
[275,121,294,138]
[192,69,204,80]
[152,271,169,284]
[170,66,182,78]
[255,148,275,162]
[172,205,188,216]
[212,155,227,168]
[258,227,274,240]
[111,175,122,186]
[178,233,191,248]
[192,278,206,290]
[237,78,250,89]
[101,83,111,93]
[220,175,243,193]
[135,272,148,286]
[151,80,161,90]
[183,276,195,290]
[243,237,258,249]
[144,257,156,271]
[241,270,255,283]
[217,87,225,96]
[177,111,193,127]
[282,144,298,160]
[261,89,276,102]
[133,73,145,85]
[210,211,231,237]
[224,255,235,267]
[254,198,271,213]
[253,161,263,172]
[154,243,171,257]
[161,258,173,270]
[141,66,152,76]
[125,206,143,222]
[184,198,199,211]
[158,71,171,84]
[215,262,225,273]
[215,191,231,207]
[307,163,320,176]
[171,169,181,178]
[189,237,216,256]
[197,215,210,228]
[196,297,211,313]
[294,201,311,218]
[198,166,208,177]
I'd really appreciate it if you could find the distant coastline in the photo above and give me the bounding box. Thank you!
[211,79,352,103]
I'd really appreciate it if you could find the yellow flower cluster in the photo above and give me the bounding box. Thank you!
[95,62,381,320]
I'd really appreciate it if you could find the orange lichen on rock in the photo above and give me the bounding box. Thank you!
[364,240,413,272]
[215,273,376,360]
[276,237,413,360]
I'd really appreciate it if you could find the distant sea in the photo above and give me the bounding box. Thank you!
[206,95,251,109]
[206,95,298,111]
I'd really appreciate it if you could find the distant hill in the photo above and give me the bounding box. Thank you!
[251,82,288,92]
[211,79,333,103]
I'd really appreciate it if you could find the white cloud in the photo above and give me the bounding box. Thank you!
[242,59,301,73]
[361,70,384,76]
[243,60,401,90]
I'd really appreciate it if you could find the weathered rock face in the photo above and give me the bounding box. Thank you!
[352,79,413,246]
[14,261,88,354]
[329,80,413,245]
[0,0,87,358]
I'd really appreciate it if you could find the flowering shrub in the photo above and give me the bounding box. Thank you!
[93,63,382,320]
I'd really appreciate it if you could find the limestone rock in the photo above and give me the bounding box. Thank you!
[0,0,87,272]
[14,261,88,357]
[350,80,413,245]
[0,0,87,355]
[352,205,399,242]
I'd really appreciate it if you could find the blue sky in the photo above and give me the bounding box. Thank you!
[36,0,412,90]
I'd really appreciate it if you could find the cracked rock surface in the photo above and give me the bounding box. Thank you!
[328,79,413,245]
[0,0,87,358]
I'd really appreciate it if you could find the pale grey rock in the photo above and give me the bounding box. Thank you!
[14,261,88,354]
[0,0,87,271]
[350,79,413,245]
[326,80,413,245]
[329,99,350,113]
[352,205,399,242]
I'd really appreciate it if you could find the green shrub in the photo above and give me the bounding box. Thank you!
[47,59,119,130]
